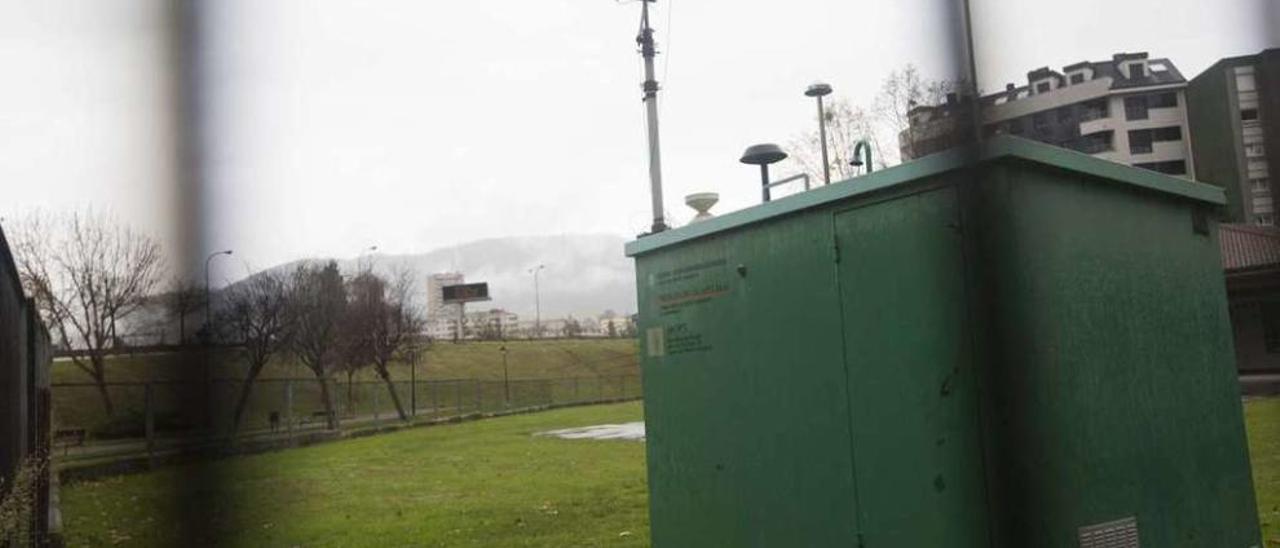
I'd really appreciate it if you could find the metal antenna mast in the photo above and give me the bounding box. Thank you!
[637,0,667,233]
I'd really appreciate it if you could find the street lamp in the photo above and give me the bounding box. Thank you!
[204,249,233,341]
[740,144,789,203]
[805,82,834,185]
[528,264,546,338]
[850,139,875,175]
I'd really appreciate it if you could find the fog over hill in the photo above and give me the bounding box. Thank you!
[239,234,637,320]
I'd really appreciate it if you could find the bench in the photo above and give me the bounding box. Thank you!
[54,428,86,455]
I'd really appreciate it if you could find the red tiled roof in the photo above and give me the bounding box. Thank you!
[1220,223,1280,271]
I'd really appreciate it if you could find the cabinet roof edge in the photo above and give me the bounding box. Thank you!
[626,136,1225,257]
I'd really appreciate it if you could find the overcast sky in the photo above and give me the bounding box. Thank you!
[2,0,1275,285]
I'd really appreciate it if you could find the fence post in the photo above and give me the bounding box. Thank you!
[144,382,155,466]
[454,380,462,415]
[474,379,482,414]
[285,379,294,438]
[544,379,552,406]
[373,383,380,426]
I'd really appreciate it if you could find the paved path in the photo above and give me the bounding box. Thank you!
[537,422,645,441]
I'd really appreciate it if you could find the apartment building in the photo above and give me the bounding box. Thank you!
[902,52,1195,178]
[1188,48,1280,225]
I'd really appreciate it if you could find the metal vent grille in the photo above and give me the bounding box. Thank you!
[1078,517,1139,548]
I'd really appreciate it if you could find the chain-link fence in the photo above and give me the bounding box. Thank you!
[50,374,641,462]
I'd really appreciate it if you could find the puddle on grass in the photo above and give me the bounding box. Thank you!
[536,422,645,441]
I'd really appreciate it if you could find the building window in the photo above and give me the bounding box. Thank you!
[1036,81,1051,94]
[1128,127,1181,154]
[1129,130,1153,154]
[1258,214,1277,227]
[1253,178,1271,193]
[1242,108,1259,121]
[1128,64,1145,79]
[1149,92,1177,109]
[1264,302,1280,353]
[1247,143,1266,157]
[1080,99,1109,121]
[1069,73,1085,85]
[1125,96,1148,120]
[1073,131,1113,154]
[1134,160,1187,175]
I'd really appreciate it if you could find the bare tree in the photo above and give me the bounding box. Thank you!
[166,278,204,345]
[218,271,290,433]
[11,211,165,415]
[285,261,345,429]
[787,98,888,183]
[370,269,422,421]
[875,64,968,163]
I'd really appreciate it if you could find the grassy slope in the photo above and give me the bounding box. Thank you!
[51,339,639,436]
[62,402,649,547]
[60,397,1280,546]
[1247,397,1279,541]
[50,339,640,384]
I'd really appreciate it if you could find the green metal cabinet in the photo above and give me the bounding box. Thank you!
[626,136,1262,547]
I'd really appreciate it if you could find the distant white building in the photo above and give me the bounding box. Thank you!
[466,308,519,339]
[425,272,465,340]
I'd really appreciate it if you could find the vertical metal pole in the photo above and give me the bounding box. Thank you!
[373,383,380,426]
[817,95,831,185]
[502,350,510,408]
[145,383,155,465]
[431,381,438,416]
[760,165,772,202]
[285,379,294,438]
[622,375,627,399]
[639,0,667,233]
[410,350,417,417]
[533,268,541,337]
[474,379,482,413]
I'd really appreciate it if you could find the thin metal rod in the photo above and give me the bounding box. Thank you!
[766,173,810,190]
[639,0,667,233]
[760,165,771,203]
[817,96,831,185]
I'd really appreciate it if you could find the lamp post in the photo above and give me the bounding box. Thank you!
[500,345,510,408]
[204,249,233,341]
[409,343,418,417]
[528,264,545,338]
[805,82,834,185]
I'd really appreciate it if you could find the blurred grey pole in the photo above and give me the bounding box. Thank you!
[805,83,834,184]
[529,264,545,337]
[637,0,667,233]
[410,347,417,417]
[145,382,155,467]
[500,345,510,408]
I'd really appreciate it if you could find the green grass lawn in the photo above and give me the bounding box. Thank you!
[1247,397,1280,541]
[62,401,649,547]
[60,397,1280,546]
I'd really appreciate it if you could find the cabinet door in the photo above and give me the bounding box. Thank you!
[833,187,989,547]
